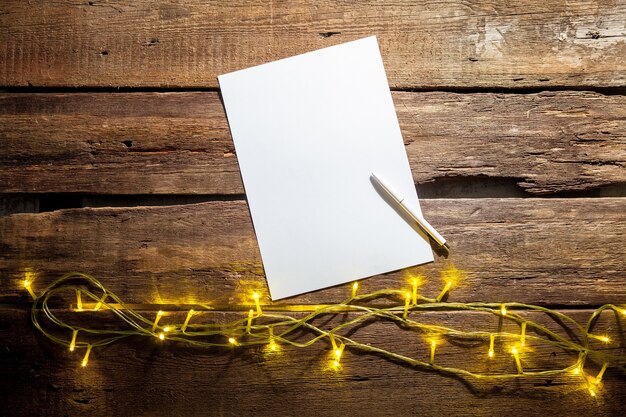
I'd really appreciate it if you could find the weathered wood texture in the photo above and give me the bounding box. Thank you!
[1,198,624,306]
[1,1,625,89]
[1,91,625,195]
[1,307,624,417]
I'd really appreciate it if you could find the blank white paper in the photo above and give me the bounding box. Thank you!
[218,36,433,299]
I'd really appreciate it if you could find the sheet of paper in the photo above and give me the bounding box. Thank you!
[218,36,433,299]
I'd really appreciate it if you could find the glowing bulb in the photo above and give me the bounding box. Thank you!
[351,282,359,298]
[93,294,107,311]
[23,279,36,299]
[410,276,423,305]
[403,292,411,319]
[181,309,194,332]
[572,367,580,375]
[81,345,92,367]
[436,281,453,302]
[228,337,238,346]
[163,326,171,333]
[158,332,165,340]
[75,290,83,312]
[488,334,495,359]
[594,363,608,384]
[69,329,78,352]
[511,346,523,374]
[429,339,437,365]
[151,310,164,331]
[500,304,507,316]
[246,309,254,333]
[589,388,596,397]
[252,292,262,315]
[590,334,611,344]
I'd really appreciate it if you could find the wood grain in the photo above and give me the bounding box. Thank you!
[1,91,624,195]
[1,307,624,417]
[1,1,625,89]
[1,198,624,306]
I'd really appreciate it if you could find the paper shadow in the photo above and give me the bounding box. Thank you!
[370,176,449,258]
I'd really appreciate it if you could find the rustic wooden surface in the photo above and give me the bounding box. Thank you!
[1,307,624,417]
[1,91,625,195]
[1,1,625,416]
[1,1,626,89]
[1,198,625,306]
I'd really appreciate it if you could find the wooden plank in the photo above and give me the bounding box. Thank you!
[1,198,624,306]
[1,307,624,417]
[1,91,624,195]
[1,1,625,89]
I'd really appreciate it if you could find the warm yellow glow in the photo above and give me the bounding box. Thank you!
[500,304,507,316]
[181,309,194,332]
[246,309,254,333]
[151,310,164,331]
[436,281,453,302]
[81,345,92,367]
[23,279,36,299]
[253,292,262,315]
[590,334,611,344]
[594,363,608,384]
[351,282,359,298]
[158,332,165,340]
[429,339,437,365]
[163,326,171,333]
[409,275,424,305]
[572,367,581,375]
[228,337,238,346]
[520,322,527,347]
[332,360,340,368]
[403,292,411,319]
[488,334,495,359]
[75,290,83,312]
[589,388,596,397]
[93,294,107,311]
[69,329,78,352]
[511,346,523,374]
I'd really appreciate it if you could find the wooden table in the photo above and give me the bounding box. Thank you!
[1,1,625,416]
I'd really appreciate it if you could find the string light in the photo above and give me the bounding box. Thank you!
[93,293,107,311]
[268,327,278,352]
[75,289,83,312]
[25,271,626,395]
[589,334,611,344]
[429,339,437,365]
[81,345,92,367]
[246,309,254,333]
[488,334,495,359]
[253,292,262,315]
[410,276,423,305]
[69,329,78,352]
[23,279,36,299]
[500,304,507,316]
[403,292,411,319]
[351,282,359,298]
[511,346,523,374]
[151,310,164,332]
[594,363,608,385]
[181,309,194,332]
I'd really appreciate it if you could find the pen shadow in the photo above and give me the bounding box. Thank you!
[370,176,449,259]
